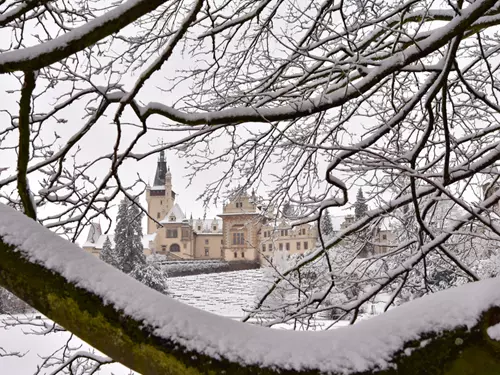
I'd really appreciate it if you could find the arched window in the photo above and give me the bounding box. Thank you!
[170,243,180,252]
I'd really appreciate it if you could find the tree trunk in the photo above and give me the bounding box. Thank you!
[2,216,500,374]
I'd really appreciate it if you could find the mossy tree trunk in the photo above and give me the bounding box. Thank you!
[1,234,500,374]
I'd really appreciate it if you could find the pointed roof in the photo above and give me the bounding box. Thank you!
[160,203,186,223]
[153,150,167,186]
[86,222,102,244]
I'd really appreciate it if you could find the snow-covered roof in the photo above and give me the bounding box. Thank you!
[83,232,156,250]
[150,185,165,191]
[85,222,102,244]
[160,204,186,224]
[331,215,347,231]
[193,218,222,234]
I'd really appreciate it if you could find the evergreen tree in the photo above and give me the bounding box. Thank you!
[131,262,168,294]
[354,189,373,257]
[354,188,368,220]
[99,236,118,268]
[320,209,334,240]
[282,201,294,218]
[114,198,146,274]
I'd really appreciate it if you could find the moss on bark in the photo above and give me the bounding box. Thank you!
[2,235,500,374]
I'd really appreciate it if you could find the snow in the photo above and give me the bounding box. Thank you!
[0,0,157,71]
[0,316,129,375]
[487,323,500,341]
[138,0,496,129]
[2,203,500,373]
[83,232,155,250]
[160,203,186,223]
[168,270,267,317]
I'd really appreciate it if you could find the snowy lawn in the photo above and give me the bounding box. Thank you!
[0,269,350,374]
[3,204,500,375]
[168,269,268,318]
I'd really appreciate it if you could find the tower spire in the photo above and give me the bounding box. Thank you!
[153,150,167,186]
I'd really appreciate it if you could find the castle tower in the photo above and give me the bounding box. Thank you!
[218,190,262,262]
[146,151,176,234]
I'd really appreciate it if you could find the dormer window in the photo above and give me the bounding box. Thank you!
[213,225,217,231]
[198,226,201,231]
[170,215,176,221]
[236,202,242,208]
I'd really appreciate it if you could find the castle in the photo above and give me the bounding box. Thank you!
[83,151,319,263]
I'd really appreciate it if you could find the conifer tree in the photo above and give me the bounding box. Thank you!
[282,201,294,218]
[114,198,146,274]
[354,188,368,220]
[320,209,334,240]
[353,189,373,257]
[99,236,118,268]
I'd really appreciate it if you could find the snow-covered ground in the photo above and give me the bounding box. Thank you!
[168,269,269,318]
[0,269,360,374]
[0,269,287,374]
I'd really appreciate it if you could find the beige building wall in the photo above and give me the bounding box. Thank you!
[258,223,317,263]
[193,234,223,259]
[220,191,263,262]
[146,189,168,235]
[83,245,100,257]
[146,173,175,235]
[374,229,395,254]
[155,223,195,259]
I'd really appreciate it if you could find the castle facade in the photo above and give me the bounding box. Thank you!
[83,152,318,264]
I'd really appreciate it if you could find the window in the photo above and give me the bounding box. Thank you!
[197,226,202,231]
[297,242,301,250]
[166,229,178,238]
[264,231,268,238]
[262,244,266,252]
[160,200,162,205]
[268,244,273,251]
[286,242,290,251]
[232,232,245,245]
[279,243,283,251]
[234,252,237,258]
[213,225,217,231]
[304,241,308,250]
[382,234,387,240]
[170,244,180,252]
[281,229,289,236]
[236,202,242,208]
[157,212,160,219]
[205,248,209,256]
[241,251,245,258]
[221,239,223,245]
[182,228,190,239]
[161,245,166,252]
[205,239,209,245]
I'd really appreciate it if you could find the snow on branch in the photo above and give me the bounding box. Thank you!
[2,203,500,374]
[0,0,169,73]
[139,0,496,126]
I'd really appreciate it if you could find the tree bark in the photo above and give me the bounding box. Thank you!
[1,226,500,374]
